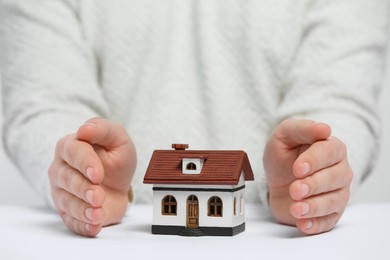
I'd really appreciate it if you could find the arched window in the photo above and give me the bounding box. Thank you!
[208,196,223,217]
[186,162,197,170]
[161,195,177,215]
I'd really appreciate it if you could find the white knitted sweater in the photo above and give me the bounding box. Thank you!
[1,0,389,205]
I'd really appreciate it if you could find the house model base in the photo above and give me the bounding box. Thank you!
[152,223,245,237]
[143,144,255,237]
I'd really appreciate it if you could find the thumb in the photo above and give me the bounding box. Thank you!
[77,117,130,150]
[274,119,331,147]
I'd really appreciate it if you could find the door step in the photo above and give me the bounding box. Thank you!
[179,228,204,237]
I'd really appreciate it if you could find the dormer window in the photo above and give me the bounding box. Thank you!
[186,162,197,171]
[182,158,204,174]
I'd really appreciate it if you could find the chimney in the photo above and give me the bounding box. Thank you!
[172,144,189,150]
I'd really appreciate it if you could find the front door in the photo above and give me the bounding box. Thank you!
[186,195,199,229]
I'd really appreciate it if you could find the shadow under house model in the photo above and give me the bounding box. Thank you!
[143,144,254,236]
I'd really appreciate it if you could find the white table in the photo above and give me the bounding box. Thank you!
[1,203,389,260]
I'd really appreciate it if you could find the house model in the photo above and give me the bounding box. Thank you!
[143,144,254,236]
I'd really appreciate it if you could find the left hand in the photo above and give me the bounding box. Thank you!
[263,119,353,235]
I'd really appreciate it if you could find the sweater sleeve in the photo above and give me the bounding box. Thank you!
[276,0,389,190]
[0,0,110,207]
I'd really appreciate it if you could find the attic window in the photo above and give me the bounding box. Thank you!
[186,162,197,170]
[182,158,204,174]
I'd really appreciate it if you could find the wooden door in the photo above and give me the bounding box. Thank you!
[186,195,199,229]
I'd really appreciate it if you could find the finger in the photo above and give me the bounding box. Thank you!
[289,188,350,219]
[296,212,342,235]
[52,188,105,225]
[49,161,105,207]
[290,160,353,200]
[55,134,104,184]
[77,118,130,149]
[293,136,348,178]
[60,211,102,237]
[274,119,331,147]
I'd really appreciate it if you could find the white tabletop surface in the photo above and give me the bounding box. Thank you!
[1,203,389,260]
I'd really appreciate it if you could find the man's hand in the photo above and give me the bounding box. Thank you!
[48,118,137,237]
[263,119,353,235]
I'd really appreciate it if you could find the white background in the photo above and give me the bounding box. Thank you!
[1,56,390,206]
[2,203,390,260]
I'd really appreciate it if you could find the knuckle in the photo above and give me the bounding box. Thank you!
[67,197,86,220]
[48,164,56,182]
[69,218,86,236]
[312,218,333,234]
[310,202,319,217]
[55,192,71,216]
[342,188,351,204]
[60,212,72,228]
[73,222,85,235]
[55,137,66,153]
[339,142,347,156]
[63,195,85,222]
[327,197,337,213]
[313,221,326,234]
[59,170,73,191]
[325,214,339,232]
[60,194,72,212]
[51,189,61,209]
[64,145,76,166]
[346,168,354,185]
[59,136,83,169]
[55,135,71,155]
[119,125,130,139]
[57,168,88,201]
[327,172,338,191]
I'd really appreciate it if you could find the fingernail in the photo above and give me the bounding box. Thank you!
[300,184,310,198]
[304,220,313,230]
[85,208,93,221]
[86,167,94,181]
[301,162,311,176]
[85,190,94,204]
[84,122,97,127]
[301,202,310,216]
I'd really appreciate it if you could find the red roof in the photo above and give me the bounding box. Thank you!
[143,145,254,185]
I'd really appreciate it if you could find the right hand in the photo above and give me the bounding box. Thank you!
[48,118,137,237]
